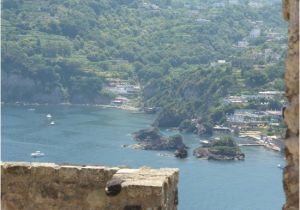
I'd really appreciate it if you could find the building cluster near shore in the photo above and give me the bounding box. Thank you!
[103,78,141,107]
[213,107,284,152]
[103,78,285,153]
[105,79,141,96]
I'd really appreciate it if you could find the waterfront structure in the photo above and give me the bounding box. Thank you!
[213,125,231,135]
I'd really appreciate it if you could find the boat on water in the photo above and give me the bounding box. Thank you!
[200,140,212,147]
[49,121,55,125]
[277,164,284,169]
[200,140,209,144]
[31,151,45,158]
[46,114,52,118]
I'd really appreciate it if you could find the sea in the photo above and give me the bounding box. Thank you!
[1,105,285,210]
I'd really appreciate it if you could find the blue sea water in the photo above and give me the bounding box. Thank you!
[1,105,285,210]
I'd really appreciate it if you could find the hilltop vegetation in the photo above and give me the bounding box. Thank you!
[2,0,286,129]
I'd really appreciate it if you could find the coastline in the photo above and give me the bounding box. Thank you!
[2,102,284,153]
[1,102,143,112]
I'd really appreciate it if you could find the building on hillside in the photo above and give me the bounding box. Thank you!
[266,32,285,41]
[248,2,263,8]
[258,91,284,99]
[217,60,227,64]
[142,2,160,10]
[237,41,249,48]
[226,109,269,129]
[223,96,248,105]
[241,94,261,100]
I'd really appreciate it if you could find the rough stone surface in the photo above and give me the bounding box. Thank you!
[282,1,299,210]
[1,162,178,210]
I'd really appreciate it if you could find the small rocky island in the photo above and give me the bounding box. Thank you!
[132,127,187,157]
[193,136,245,160]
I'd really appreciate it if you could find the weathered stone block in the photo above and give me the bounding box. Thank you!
[1,162,179,210]
[282,0,299,209]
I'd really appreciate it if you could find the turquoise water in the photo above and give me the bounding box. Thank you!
[1,105,285,210]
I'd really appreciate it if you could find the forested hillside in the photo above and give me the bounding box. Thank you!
[1,0,287,130]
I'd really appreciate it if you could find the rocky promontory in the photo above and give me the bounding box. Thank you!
[132,127,186,151]
[193,136,245,160]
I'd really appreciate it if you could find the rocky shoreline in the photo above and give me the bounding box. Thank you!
[6,101,245,161]
[193,137,245,161]
[130,128,245,161]
[193,147,245,160]
[132,127,187,151]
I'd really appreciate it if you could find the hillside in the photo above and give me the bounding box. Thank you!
[1,0,287,129]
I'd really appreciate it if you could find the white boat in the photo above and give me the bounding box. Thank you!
[200,140,209,144]
[277,164,284,169]
[200,140,211,147]
[31,151,45,158]
[49,121,55,125]
[46,114,52,118]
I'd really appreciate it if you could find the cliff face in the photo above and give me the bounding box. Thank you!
[282,1,299,209]
[1,162,179,210]
[1,72,65,104]
[1,72,112,105]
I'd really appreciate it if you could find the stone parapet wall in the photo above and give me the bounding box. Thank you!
[282,0,299,210]
[1,162,179,210]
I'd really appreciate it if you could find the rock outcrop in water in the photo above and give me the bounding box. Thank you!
[132,127,186,151]
[193,136,245,160]
[174,147,188,159]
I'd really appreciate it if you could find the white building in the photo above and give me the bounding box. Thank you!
[258,91,284,99]
[248,2,263,8]
[237,41,249,48]
[217,60,226,64]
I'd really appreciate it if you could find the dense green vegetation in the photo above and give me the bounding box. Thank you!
[2,0,287,128]
[209,136,241,156]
